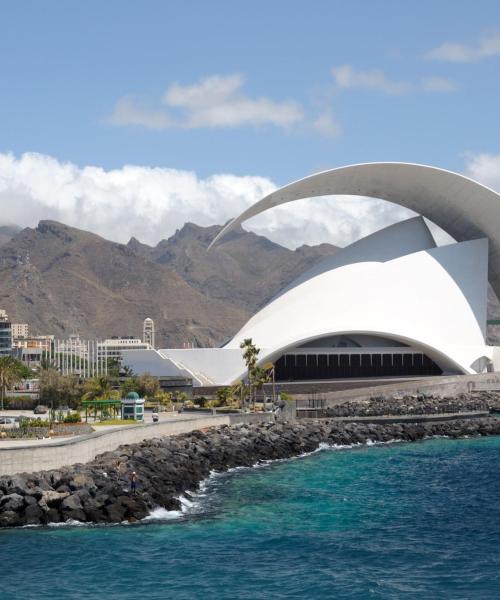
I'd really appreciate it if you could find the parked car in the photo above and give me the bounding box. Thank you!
[33,405,49,414]
[0,417,19,429]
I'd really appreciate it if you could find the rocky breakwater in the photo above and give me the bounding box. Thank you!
[1,417,500,528]
[325,391,500,418]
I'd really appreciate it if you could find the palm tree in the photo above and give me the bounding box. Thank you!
[0,356,24,410]
[215,386,233,407]
[231,379,249,409]
[251,363,274,410]
[240,338,260,408]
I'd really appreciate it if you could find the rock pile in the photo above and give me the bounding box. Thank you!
[1,417,499,528]
[325,392,500,418]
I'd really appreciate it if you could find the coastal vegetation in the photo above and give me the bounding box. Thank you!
[35,371,178,413]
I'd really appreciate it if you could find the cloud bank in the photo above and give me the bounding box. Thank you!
[2,152,498,251]
[0,152,418,249]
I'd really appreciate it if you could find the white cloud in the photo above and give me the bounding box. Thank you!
[108,96,174,130]
[0,152,415,249]
[331,65,457,94]
[311,109,342,138]
[427,31,500,63]
[109,74,303,131]
[421,76,458,92]
[463,152,500,190]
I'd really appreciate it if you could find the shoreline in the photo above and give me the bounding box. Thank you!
[1,415,500,528]
[9,432,500,530]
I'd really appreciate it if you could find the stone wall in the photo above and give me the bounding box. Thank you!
[0,413,272,477]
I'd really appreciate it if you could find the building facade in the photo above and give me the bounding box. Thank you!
[0,309,12,357]
[121,162,500,385]
[11,323,29,340]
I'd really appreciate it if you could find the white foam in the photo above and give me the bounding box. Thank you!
[47,519,88,527]
[143,507,183,521]
[178,495,196,509]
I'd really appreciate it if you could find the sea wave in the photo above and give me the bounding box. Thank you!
[142,507,183,521]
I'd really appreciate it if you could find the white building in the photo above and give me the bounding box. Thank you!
[143,318,155,349]
[99,337,151,362]
[122,162,500,385]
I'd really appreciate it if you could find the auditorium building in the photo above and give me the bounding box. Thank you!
[123,162,500,386]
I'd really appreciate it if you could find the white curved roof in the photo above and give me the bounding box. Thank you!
[210,162,500,297]
[223,229,489,379]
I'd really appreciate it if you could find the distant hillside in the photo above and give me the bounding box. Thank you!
[0,225,21,247]
[0,220,338,347]
[130,222,338,313]
[0,221,248,347]
[1,218,500,346]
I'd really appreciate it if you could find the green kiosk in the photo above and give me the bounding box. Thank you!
[121,392,145,422]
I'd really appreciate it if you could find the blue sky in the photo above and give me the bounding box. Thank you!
[1,1,500,247]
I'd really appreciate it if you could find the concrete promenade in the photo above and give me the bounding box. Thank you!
[0,412,272,477]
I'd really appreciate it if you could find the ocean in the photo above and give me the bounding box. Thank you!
[2,436,499,599]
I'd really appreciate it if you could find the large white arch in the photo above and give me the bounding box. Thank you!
[209,162,500,298]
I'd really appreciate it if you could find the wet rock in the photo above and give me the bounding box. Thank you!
[61,494,83,512]
[0,510,21,527]
[0,493,25,512]
[38,490,70,511]
[24,504,46,525]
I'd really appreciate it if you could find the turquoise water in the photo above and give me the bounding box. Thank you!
[2,436,500,599]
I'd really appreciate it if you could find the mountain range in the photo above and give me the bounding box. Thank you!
[0,220,337,347]
[1,220,499,346]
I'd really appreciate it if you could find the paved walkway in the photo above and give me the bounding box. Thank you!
[0,411,202,449]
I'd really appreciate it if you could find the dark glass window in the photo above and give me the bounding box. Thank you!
[274,351,442,381]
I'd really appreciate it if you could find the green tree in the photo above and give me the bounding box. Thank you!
[176,391,188,404]
[0,356,25,410]
[40,370,82,409]
[82,376,113,401]
[214,387,233,407]
[136,373,160,399]
[155,390,173,410]
[120,376,140,397]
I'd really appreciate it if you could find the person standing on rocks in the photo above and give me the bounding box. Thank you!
[130,471,138,494]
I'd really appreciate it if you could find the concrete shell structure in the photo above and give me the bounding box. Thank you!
[123,163,500,385]
[210,162,500,297]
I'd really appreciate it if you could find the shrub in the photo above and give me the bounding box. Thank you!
[63,412,82,423]
[23,417,50,428]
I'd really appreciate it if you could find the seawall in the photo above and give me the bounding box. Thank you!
[0,413,272,477]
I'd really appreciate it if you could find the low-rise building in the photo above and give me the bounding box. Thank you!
[11,323,29,340]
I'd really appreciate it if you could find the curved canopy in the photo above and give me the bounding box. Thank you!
[209,162,500,297]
